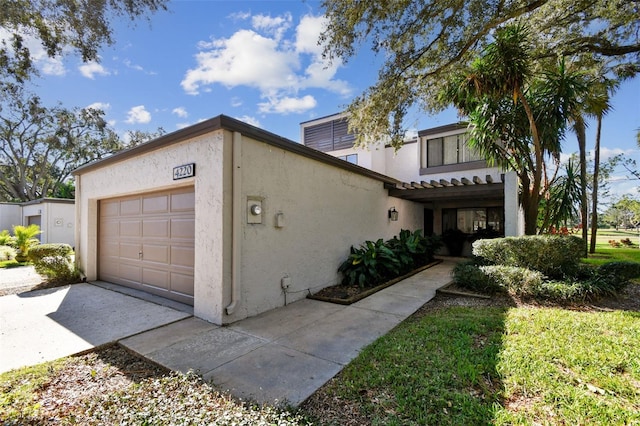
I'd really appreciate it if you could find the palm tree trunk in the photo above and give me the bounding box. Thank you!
[517,87,542,235]
[574,117,588,256]
[589,114,602,253]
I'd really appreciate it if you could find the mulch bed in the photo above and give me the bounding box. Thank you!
[308,259,442,305]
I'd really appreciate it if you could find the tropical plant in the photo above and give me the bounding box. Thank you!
[338,239,400,288]
[0,245,16,261]
[12,224,41,262]
[385,229,441,273]
[29,244,78,283]
[0,229,15,246]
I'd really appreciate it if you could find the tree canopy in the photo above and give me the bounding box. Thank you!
[0,0,168,83]
[0,85,166,202]
[320,0,640,146]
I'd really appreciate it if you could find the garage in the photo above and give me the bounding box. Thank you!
[98,187,195,305]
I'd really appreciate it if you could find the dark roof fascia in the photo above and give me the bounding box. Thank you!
[299,111,347,125]
[73,115,400,186]
[418,122,469,137]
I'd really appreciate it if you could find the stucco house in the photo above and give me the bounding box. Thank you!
[73,115,425,325]
[0,198,75,246]
[300,113,524,240]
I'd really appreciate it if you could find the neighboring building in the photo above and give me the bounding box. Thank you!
[300,113,524,239]
[0,198,75,246]
[73,115,424,325]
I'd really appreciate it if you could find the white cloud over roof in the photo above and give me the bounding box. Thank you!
[172,107,188,118]
[79,60,110,79]
[181,13,350,115]
[125,105,152,124]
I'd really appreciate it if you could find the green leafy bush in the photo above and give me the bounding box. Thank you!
[472,235,583,278]
[452,261,501,294]
[338,239,399,288]
[386,229,442,274]
[480,265,544,296]
[0,230,15,246]
[338,230,441,288]
[0,245,17,261]
[12,224,41,262]
[28,243,79,283]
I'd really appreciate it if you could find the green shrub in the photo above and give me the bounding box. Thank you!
[533,278,617,302]
[28,244,74,262]
[480,265,544,296]
[594,261,640,291]
[0,245,17,261]
[452,261,501,294]
[338,239,400,288]
[29,243,79,283]
[385,229,442,274]
[0,230,15,246]
[12,224,41,262]
[472,235,583,278]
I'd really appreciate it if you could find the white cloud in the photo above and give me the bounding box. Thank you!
[252,13,292,41]
[86,102,111,111]
[231,97,243,107]
[181,13,350,114]
[598,146,635,162]
[182,29,298,95]
[235,115,261,127]
[79,60,110,79]
[258,95,317,114]
[172,107,188,118]
[125,105,151,124]
[123,58,156,75]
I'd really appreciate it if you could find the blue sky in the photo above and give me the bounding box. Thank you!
[18,0,640,198]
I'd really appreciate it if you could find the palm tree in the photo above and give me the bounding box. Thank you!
[445,25,585,235]
[12,224,41,262]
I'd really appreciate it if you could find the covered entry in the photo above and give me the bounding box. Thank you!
[98,187,195,305]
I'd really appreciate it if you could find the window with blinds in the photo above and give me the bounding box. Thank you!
[420,132,483,168]
[303,118,356,152]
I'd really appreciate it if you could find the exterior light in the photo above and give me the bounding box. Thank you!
[388,207,399,221]
[250,204,262,216]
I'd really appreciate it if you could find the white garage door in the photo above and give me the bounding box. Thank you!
[99,187,195,305]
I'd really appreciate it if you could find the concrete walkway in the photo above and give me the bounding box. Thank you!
[120,260,454,406]
[1,260,453,407]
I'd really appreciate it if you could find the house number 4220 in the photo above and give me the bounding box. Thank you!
[173,163,195,180]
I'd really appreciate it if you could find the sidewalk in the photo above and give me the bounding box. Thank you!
[120,259,454,406]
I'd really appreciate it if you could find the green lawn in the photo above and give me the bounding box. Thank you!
[0,260,27,269]
[315,305,640,425]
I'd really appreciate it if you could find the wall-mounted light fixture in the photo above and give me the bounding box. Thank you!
[388,207,399,221]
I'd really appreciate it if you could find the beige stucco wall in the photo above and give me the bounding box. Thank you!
[75,131,229,324]
[228,132,423,323]
[0,204,21,232]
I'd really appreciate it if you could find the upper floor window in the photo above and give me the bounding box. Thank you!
[421,132,483,169]
[337,154,358,165]
[303,118,356,152]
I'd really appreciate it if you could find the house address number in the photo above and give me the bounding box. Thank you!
[173,163,195,180]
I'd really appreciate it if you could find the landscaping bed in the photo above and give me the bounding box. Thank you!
[308,259,441,304]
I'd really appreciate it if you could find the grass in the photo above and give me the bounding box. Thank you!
[0,260,27,269]
[316,305,640,425]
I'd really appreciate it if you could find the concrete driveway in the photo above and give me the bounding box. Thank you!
[0,283,191,373]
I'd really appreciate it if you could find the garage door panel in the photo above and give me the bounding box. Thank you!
[119,263,142,283]
[100,220,119,236]
[143,219,170,238]
[143,268,169,290]
[120,220,142,237]
[171,218,195,239]
[143,194,169,213]
[171,191,195,212]
[120,199,141,215]
[119,242,141,260]
[171,246,194,268]
[143,244,169,263]
[101,200,120,217]
[99,187,194,305]
[171,273,194,296]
